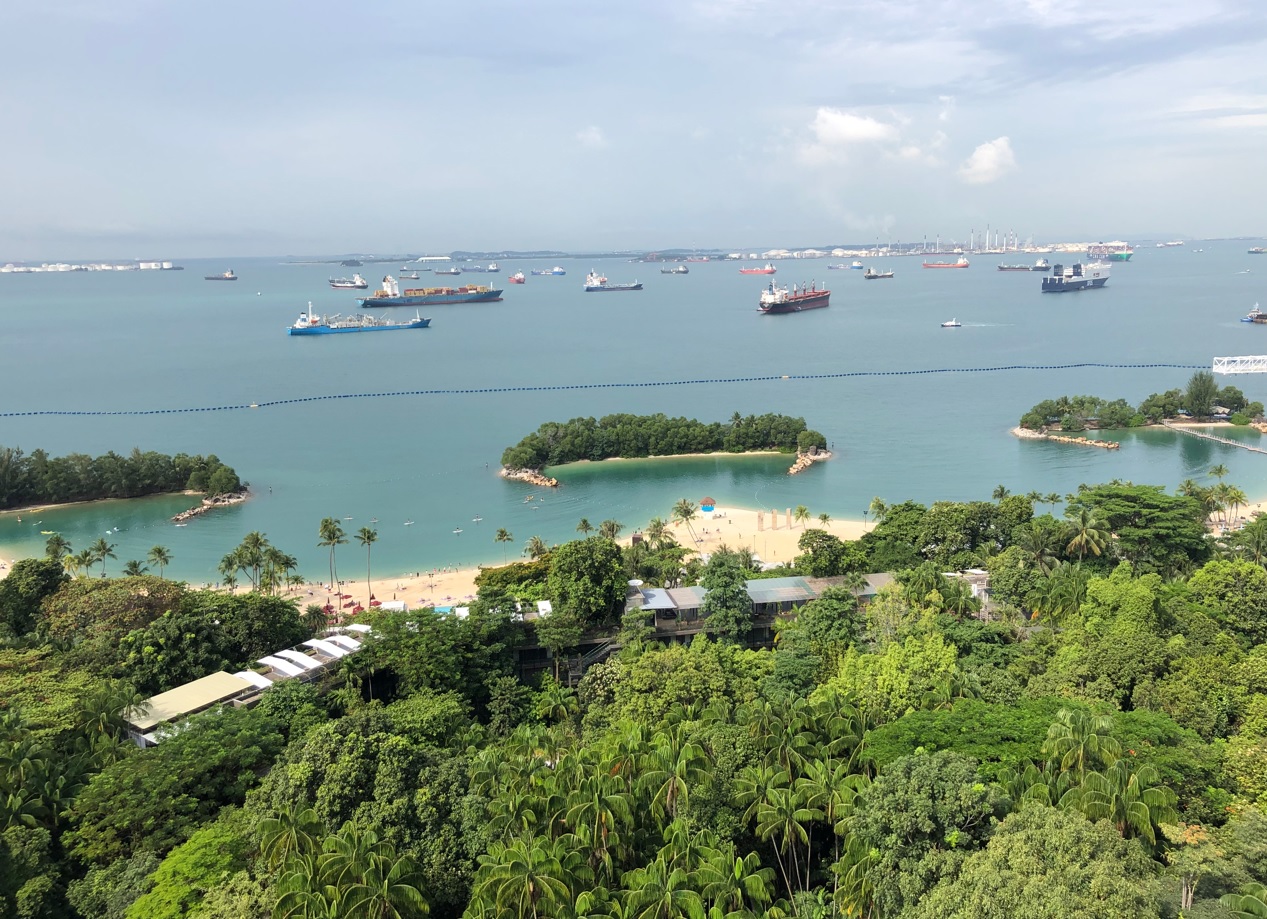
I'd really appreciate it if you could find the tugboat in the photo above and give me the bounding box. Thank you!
[508,271,526,284]
[863,267,894,279]
[1242,304,1264,323]
[287,303,430,335]
[739,263,777,275]
[757,280,830,314]
[1041,262,1111,292]
[204,269,237,281]
[358,275,504,306]
[923,256,970,269]
[329,273,369,289]
[584,270,642,292]
[660,265,689,274]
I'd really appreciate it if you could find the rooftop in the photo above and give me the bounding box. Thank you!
[126,671,256,732]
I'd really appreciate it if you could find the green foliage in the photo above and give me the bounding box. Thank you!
[845,750,1004,918]
[984,545,1044,610]
[775,587,862,678]
[66,851,161,919]
[1069,483,1210,575]
[500,412,820,468]
[1187,370,1220,418]
[473,558,550,601]
[1188,559,1267,645]
[66,706,283,866]
[793,529,863,578]
[905,806,1164,919]
[700,552,754,642]
[0,557,67,639]
[124,809,251,919]
[545,537,625,628]
[819,630,962,723]
[0,445,240,508]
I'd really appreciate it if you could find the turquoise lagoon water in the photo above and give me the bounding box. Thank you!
[2,243,1266,582]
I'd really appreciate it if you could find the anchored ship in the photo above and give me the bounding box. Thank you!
[530,266,567,276]
[329,273,369,289]
[584,270,642,292]
[508,271,526,284]
[1041,262,1110,292]
[739,263,777,275]
[863,268,894,279]
[758,280,830,314]
[205,269,237,281]
[358,276,503,306]
[923,256,970,269]
[288,303,431,335]
[660,265,689,274]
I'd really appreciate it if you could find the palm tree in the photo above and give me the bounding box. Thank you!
[1014,523,1058,575]
[1211,463,1230,482]
[494,527,513,563]
[598,519,624,540]
[576,518,594,536]
[645,517,670,548]
[670,499,699,545]
[43,533,71,561]
[523,535,548,560]
[88,537,115,577]
[992,484,1010,501]
[793,505,810,528]
[63,551,86,577]
[868,496,887,526]
[1043,708,1120,778]
[318,517,347,592]
[817,512,831,528]
[121,560,147,577]
[146,545,171,580]
[262,545,293,595]
[221,571,238,592]
[1064,507,1109,561]
[356,527,378,603]
[472,835,579,919]
[1222,883,1267,919]
[1062,759,1178,846]
[259,804,322,870]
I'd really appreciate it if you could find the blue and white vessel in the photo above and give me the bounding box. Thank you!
[288,303,431,335]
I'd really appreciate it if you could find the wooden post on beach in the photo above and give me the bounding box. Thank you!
[757,511,764,531]
[786,508,791,529]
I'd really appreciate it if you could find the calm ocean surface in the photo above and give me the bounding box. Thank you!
[2,244,1266,582]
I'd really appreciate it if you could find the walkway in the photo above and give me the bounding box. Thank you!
[1160,420,1267,455]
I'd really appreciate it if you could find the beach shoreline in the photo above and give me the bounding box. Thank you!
[550,450,788,468]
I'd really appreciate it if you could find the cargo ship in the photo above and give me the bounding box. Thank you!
[329,273,369,289]
[863,268,894,279]
[758,280,830,313]
[288,303,431,335]
[998,259,1050,272]
[1088,243,1132,260]
[434,266,462,276]
[584,270,642,292]
[530,266,567,276]
[1041,262,1110,292]
[205,269,237,281]
[739,263,777,275]
[1250,248,1266,255]
[508,271,526,284]
[357,276,503,306]
[660,265,689,274]
[923,256,970,269]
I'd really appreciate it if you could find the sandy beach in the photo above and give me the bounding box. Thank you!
[273,504,869,614]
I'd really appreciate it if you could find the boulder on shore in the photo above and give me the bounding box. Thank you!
[171,488,250,522]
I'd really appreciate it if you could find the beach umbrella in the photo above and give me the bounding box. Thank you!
[701,497,715,506]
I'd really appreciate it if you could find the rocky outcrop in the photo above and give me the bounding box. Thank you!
[788,448,832,475]
[500,467,559,488]
[1010,427,1119,450]
[171,488,250,522]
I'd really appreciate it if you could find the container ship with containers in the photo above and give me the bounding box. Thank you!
[1041,262,1110,292]
[757,281,830,314]
[357,276,503,306]
[288,304,431,335]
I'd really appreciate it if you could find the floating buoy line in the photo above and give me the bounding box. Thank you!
[0,362,1207,418]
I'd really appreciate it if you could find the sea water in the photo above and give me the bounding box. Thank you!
[1,243,1265,582]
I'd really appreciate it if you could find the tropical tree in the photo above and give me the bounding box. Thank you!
[357,527,378,603]
[868,496,888,524]
[1014,523,1058,575]
[1043,708,1120,778]
[671,499,699,545]
[318,517,347,592]
[44,532,71,561]
[818,512,832,528]
[576,518,594,536]
[598,519,624,540]
[146,545,172,580]
[794,505,811,528]
[646,516,670,548]
[992,484,1010,501]
[122,560,148,577]
[1210,463,1230,482]
[1061,759,1178,846]
[88,537,116,577]
[1064,507,1109,561]
[471,834,584,919]
[495,527,513,563]
[1222,883,1267,919]
[238,531,268,590]
[523,535,548,560]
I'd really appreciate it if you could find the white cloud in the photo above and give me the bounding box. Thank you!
[576,126,607,149]
[958,137,1016,184]
[938,96,955,122]
[810,107,900,146]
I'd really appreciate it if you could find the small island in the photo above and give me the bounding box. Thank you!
[1015,372,1265,440]
[0,445,246,514]
[500,412,829,484]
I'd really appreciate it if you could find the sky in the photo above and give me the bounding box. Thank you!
[1,0,1264,258]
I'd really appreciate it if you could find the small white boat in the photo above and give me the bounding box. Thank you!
[452,527,463,534]
[941,319,962,328]
[403,520,415,526]
[472,515,483,522]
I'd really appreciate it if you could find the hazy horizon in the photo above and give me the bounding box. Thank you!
[2,0,1264,260]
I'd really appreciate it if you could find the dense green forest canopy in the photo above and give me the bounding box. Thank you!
[1019,373,1264,431]
[0,445,242,509]
[500,412,827,469]
[8,478,1267,919]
